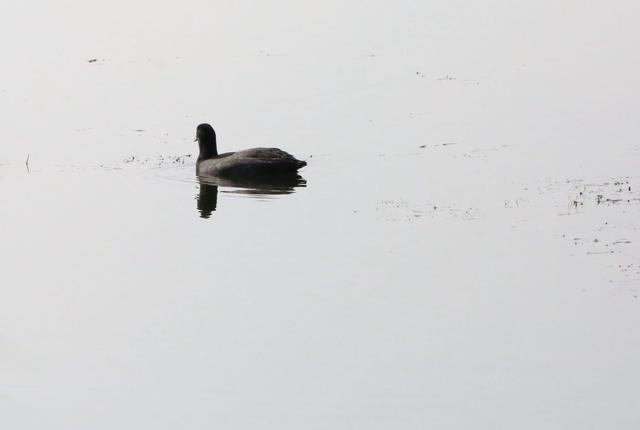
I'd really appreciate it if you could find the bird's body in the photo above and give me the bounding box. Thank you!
[197,147,306,177]
[194,124,306,178]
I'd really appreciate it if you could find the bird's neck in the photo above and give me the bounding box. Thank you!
[198,139,218,160]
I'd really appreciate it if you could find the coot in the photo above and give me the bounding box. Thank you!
[194,124,307,177]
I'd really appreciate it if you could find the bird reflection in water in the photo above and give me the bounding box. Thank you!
[196,174,307,219]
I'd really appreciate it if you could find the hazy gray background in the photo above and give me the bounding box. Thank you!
[1,1,639,429]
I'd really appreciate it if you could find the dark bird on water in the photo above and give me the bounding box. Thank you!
[194,123,307,177]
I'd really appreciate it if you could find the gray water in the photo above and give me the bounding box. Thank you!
[2,1,640,428]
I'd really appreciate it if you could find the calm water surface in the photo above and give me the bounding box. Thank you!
[1,1,640,429]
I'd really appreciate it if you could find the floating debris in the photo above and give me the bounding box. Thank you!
[376,200,481,222]
[120,153,192,167]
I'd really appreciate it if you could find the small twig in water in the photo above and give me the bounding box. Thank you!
[25,154,30,173]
